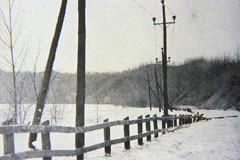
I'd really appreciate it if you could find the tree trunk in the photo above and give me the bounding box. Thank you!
[8,0,18,124]
[75,0,86,159]
[28,0,68,149]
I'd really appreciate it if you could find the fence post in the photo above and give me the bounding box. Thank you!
[185,115,189,124]
[103,119,111,156]
[137,115,143,145]
[189,115,193,124]
[2,119,15,155]
[145,114,151,141]
[153,114,158,138]
[196,112,200,122]
[123,117,130,150]
[187,115,191,124]
[167,116,170,128]
[183,115,186,125]
[174,115,177,127]
[181,115,184,125]
[193,114,196,122]
[171,115,174,127]
[179,115,182,126]
[167,115,173,128]
[41,120,52,160]
[162,116,166,134]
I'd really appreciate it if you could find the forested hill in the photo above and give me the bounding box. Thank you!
[86,58,240,109]
[0,57,239,109]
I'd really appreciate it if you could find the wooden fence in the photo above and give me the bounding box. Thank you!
[0,113,203,160]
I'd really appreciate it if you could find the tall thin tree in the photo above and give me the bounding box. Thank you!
[0,0,18,124]
[76,0,86,159]
[28,0,68,149]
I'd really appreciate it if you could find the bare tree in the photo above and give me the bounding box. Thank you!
[94,96,100,123]
[28,0,68,149]
[50,104,65,125]
[48,75,66,125]
[0,0,29,124]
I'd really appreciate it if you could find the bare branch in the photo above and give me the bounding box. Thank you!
[1,82,14,103]
[12,30,19,48]
[17,76,31,105]
[9,0,16,9]
[32,44,42,99]
[0,36,10,48]
[0,8,11,34]
[16,45,28,77]
[0,53,12,66]
[0,25,10,42]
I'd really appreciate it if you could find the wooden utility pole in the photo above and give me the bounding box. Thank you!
[162,1,168,116]
[154,66,161,112]
[147,72,152,110]
[28,0,68,149]
[153,0,176,116]
[76,0,86,160]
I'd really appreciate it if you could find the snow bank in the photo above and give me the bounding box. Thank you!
[0,104,239,160]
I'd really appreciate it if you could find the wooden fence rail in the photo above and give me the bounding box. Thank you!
[0,114,203,160]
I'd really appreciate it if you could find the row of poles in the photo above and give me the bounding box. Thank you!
[152,0,176,116]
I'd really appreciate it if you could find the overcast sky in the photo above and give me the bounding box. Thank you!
[0,0,240,73]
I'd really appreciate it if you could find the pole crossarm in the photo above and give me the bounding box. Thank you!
[156,49,171,64]
[153,21,175,25]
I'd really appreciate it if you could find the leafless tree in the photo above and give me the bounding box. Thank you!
[48,75,66,125]
[50,104,65,125]
[0,0,28,124]
[94,96,100,123]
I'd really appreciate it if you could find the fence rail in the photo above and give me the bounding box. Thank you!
[0,114,203,160]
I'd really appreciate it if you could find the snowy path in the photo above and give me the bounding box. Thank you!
[84,108,240,160]
[0,105,239,160]
[86,116,240,160]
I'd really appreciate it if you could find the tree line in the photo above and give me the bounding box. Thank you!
[0,56,239,109]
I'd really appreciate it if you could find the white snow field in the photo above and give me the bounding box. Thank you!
[0,104,239,160]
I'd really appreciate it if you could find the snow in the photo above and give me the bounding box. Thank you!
[0,104,239,160]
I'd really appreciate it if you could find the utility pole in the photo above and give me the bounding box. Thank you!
[147,72,152,110]
[76,0,86,160]
[153,0,176,116]
[154,66,161,112]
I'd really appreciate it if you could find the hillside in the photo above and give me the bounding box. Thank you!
[0,57,239,109]
[199,80,240,110]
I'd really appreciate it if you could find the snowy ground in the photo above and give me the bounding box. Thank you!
[0,104,239,160]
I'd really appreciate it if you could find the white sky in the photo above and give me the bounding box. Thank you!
[0,0,240,73]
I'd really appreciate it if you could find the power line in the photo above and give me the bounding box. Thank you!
[165,5,175,16]
[169,24,175,56]
[154,26,158,58]
[131,0,154,17]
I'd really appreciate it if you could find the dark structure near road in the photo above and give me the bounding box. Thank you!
[152,0,176,116]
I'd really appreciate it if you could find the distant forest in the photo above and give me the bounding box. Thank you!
[0,57,239,109]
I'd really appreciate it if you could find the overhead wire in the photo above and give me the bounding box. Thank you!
[165,5,175,16]
[169,24,175,57]
[154,25,158,59]
[131,0,155,17]
[130,0,162,62]
[164,3,176,59]
[129,0,177,62]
